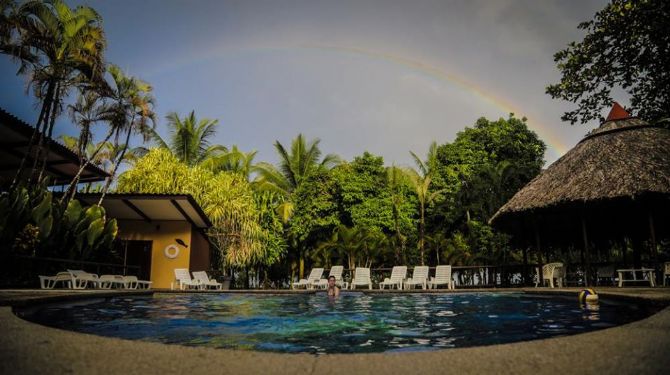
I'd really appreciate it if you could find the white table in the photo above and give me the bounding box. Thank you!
[616,268,656,287]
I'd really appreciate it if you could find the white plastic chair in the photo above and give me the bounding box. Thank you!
[314,266,346,289]
[293,268,324,289]
[173,268,202,290]
[122,276,152,289]
[404,266,429,290]
[66,269,100,289]
[663,262,670,286]
[429,265,454,289]
[98,275,127,289]
[192,271,222,290]
[350,267,372,290]
[379,266,407,290]
[535,263,565,288]
[38,272,72,289]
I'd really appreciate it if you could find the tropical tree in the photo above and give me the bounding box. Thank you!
[98,64,156,205]
[314,225,384,271]
[1,0,106,185]
[406,142,443,265]
[202,145,258,181]
[116,148,271,268]
[60,90,115,200]
[546,0,670,124]
[387,165,407,264]
[60,135,143,174]
[255,134,339,223]
[149,111,226,167]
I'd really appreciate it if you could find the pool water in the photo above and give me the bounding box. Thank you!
[17,292,656,354]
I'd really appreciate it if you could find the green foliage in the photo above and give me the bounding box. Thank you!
[313,225,390,270]
[546,0,670,124]
[289,169,342,247]
[149,111,226,166]
[0,183,117,261]
[333,152,393,231]
[117,148,275,268]
[433,114,545,223]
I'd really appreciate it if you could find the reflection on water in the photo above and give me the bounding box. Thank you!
[18,292,655,354]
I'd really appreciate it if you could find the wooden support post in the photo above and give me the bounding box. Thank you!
[581,214,590,287]
[534,222,542,287]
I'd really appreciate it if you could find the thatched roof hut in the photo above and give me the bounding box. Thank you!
[492,104,670,223]
[490,103,670,283]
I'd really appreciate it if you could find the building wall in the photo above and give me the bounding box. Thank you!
[189,228,211,272]
[117,220,192,289]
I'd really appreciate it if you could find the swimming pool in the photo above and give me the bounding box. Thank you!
[17,292,657,354]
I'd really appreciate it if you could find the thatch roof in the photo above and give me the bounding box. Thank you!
[491,112,670,226]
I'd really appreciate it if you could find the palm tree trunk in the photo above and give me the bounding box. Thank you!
[10,80,54,188]
[60,128,115,205]
[37,82,62,184]
[419,204,425,265]
[98,125,132,206]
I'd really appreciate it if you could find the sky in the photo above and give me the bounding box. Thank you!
[0,0,610,168]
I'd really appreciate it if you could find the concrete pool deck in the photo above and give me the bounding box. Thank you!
[1,288,669,374]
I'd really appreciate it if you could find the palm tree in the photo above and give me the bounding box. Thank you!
[314,225,381,271]
[1,0,106,185]
[98,64,156,205]
[255,134,339,223]
[200,145,260,181]
[60,135,143,193]
[406,142,443,265]
[386,165,407,264]
[149,111,226,166]
[60,90,116,202]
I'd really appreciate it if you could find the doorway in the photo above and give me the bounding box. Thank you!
[122,240,152,281]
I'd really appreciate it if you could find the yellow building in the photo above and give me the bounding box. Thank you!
[77,194,213,289]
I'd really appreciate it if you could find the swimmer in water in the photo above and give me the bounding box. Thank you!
[327,275,340,297]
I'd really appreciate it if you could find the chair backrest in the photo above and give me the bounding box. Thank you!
[411,266,429,281]
[174,268,192,282]
[434,265,452,281]
[664,262,670,275]
[123,276,138,282]
[328,266,344,280]
[67,269,97,278]
[354,267,371,281]
[542,263,564,278]
[389,266,407,282]
[192,271,210,283]
[307,268,324,282]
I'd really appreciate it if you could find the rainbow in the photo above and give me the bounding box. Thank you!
[146,44,569,159]
[302,44,569,158]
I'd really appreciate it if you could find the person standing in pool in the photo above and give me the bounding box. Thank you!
[327,275,340,297]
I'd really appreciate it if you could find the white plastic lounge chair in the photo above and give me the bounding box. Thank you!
[314,266,347,289]
[535,263,565,288]
[173,268,202,290]
[379,266,407,290]
[192,271,223,290]
[428,265,454,289]
[404,266,429,290]
[350,267,372,290]
[66,269,100,289]
[122,276,152,289]
[293,268,324,289]
[38,272,72,289]
[664,262,670,286]
[98,275,127,289]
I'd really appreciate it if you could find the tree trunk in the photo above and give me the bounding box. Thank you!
[419,204,425,265]
[11,81,53,188]
[98,124,133,206]
[61,128,115,205]
[37,83,62,184]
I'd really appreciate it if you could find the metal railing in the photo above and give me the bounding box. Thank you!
[0,255,141,288]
